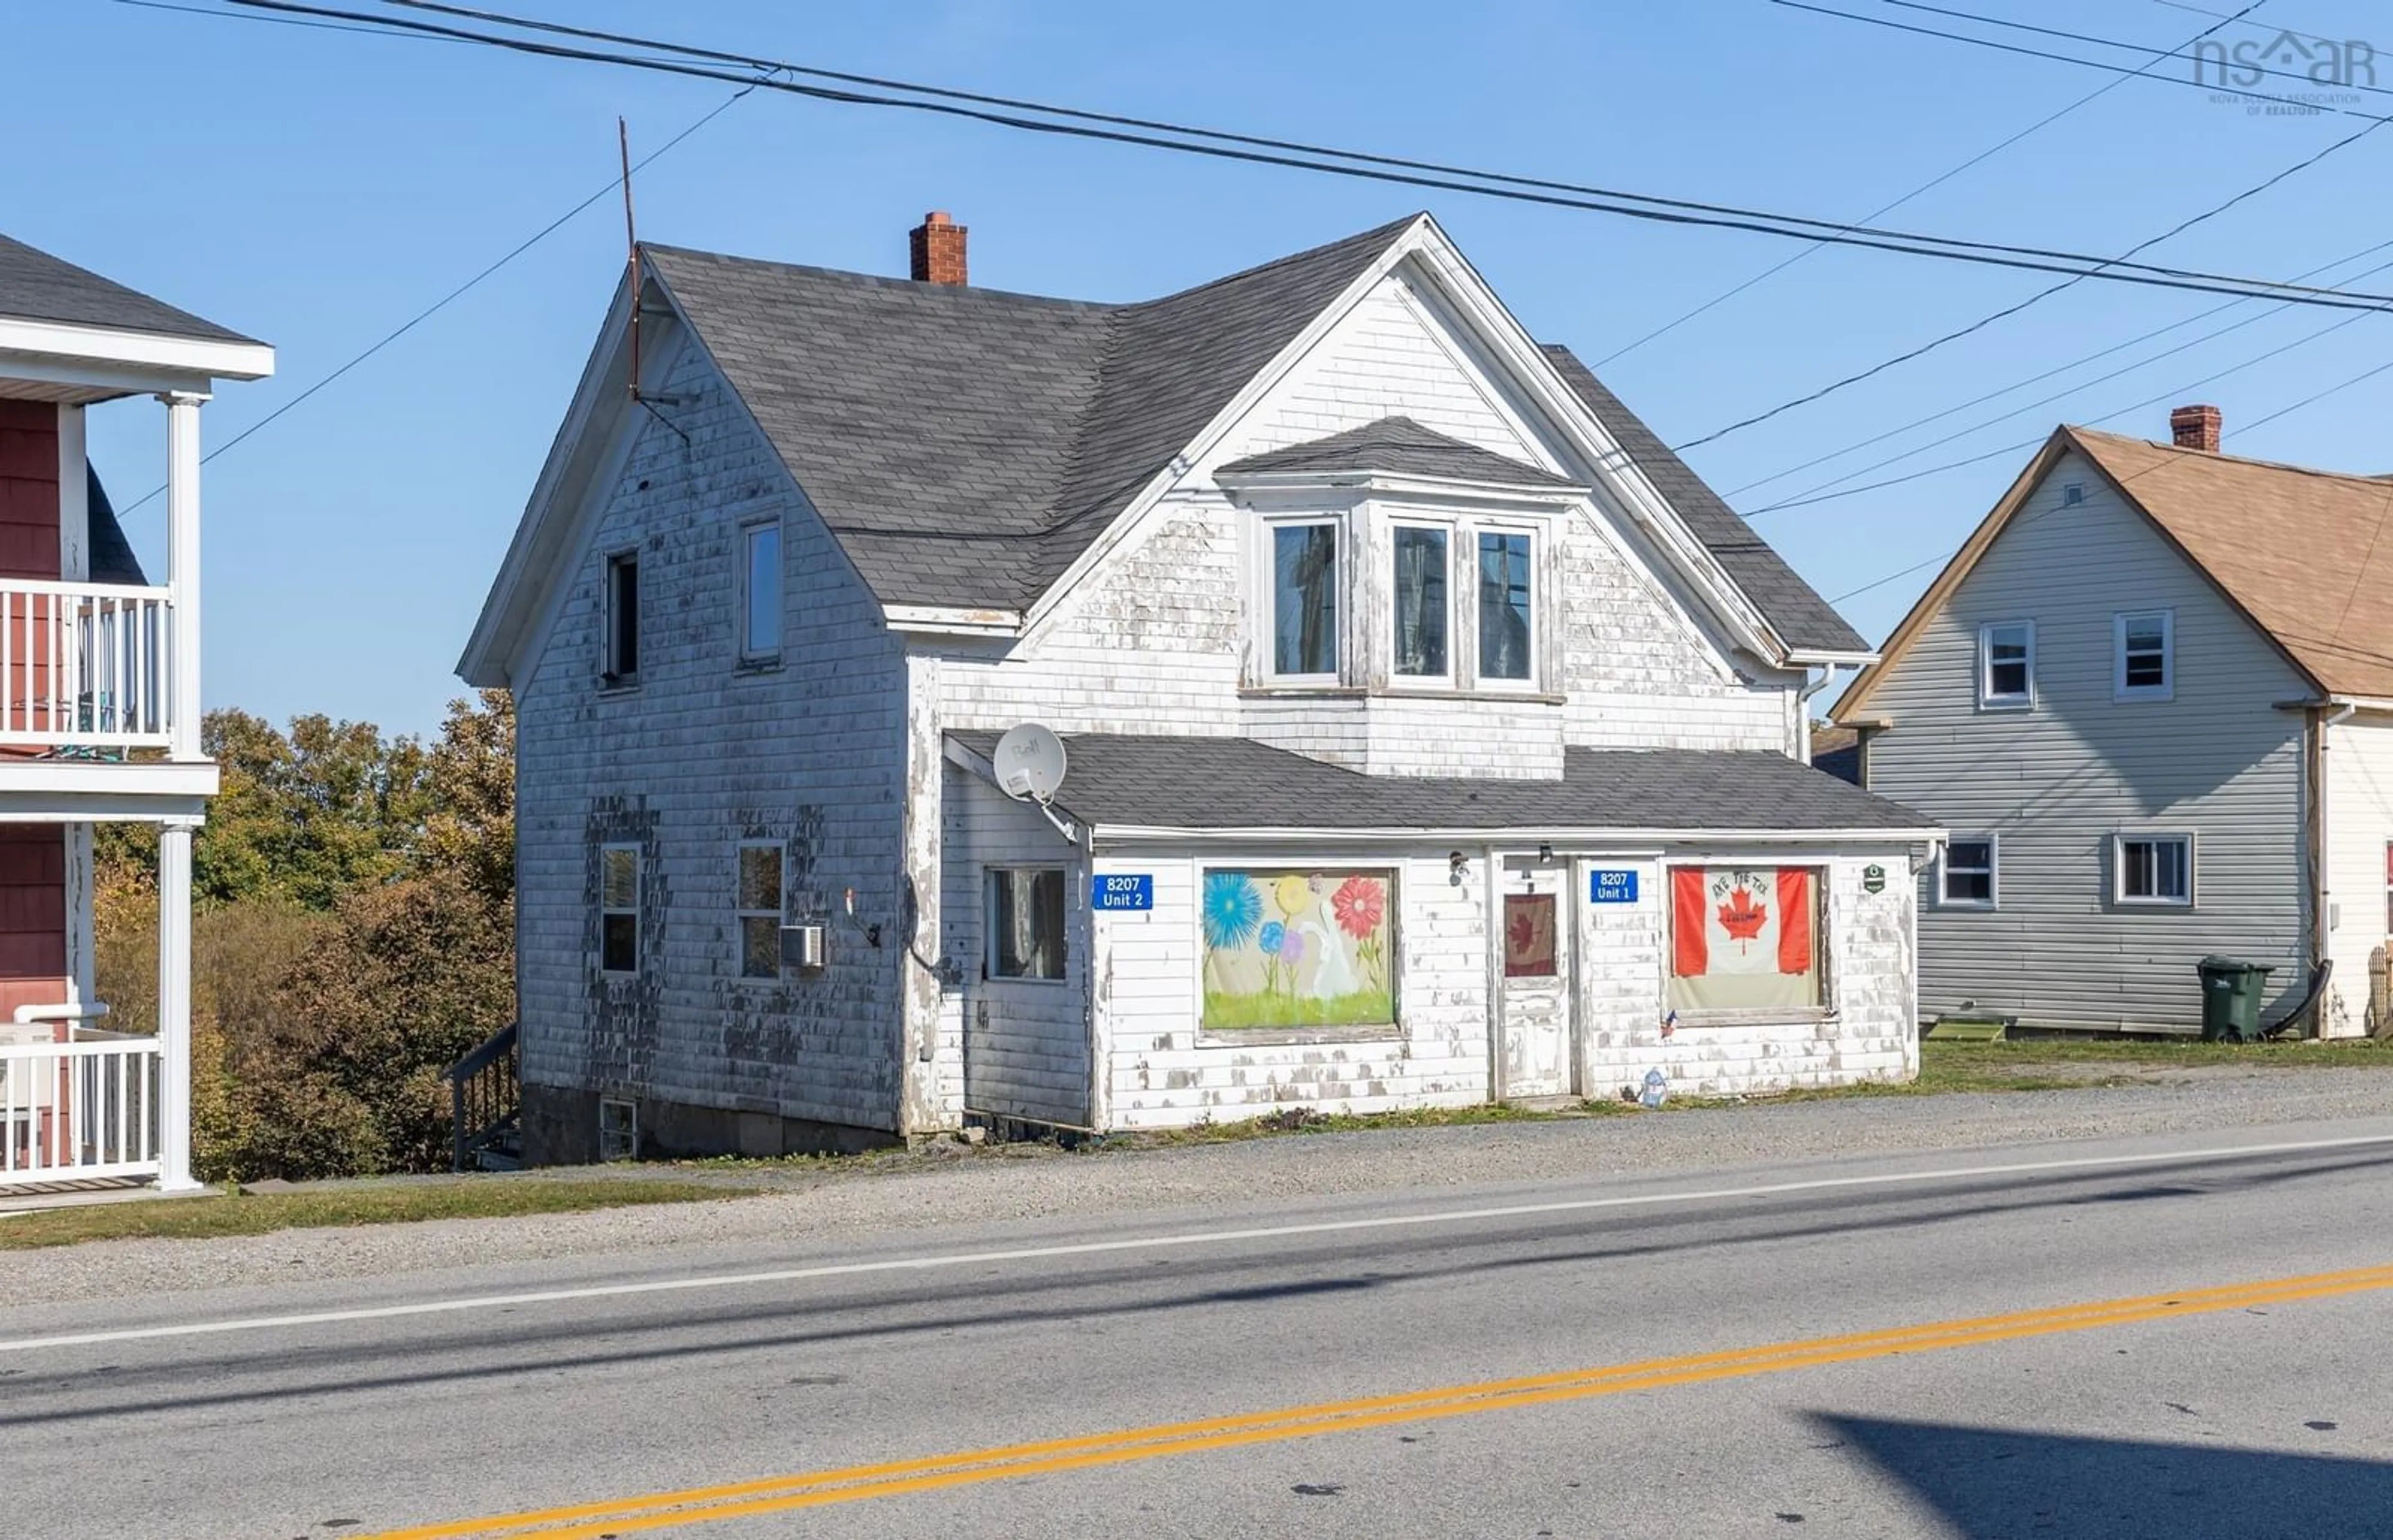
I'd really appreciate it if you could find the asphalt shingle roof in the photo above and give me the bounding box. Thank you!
[1217,416,1576,487]
[1539,344,1868,656]
[0,232,255,345]
[87,468,145,586]
[950,731,1933,834]
[647,217,1861,654]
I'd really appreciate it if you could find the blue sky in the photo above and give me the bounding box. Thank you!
[9,0,2392,736]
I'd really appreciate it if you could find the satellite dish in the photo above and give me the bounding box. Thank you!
[993,723,1068,804]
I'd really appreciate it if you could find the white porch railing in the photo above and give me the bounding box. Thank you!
[0,1035,163,1184]
[0,580,173,751]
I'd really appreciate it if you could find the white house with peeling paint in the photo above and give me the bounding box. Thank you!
[461,211,1937,1159]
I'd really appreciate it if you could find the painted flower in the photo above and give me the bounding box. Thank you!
[1258,921,1286,956]
[1279,929,1307,966]
[1273,874,1314,918]
[1201,872,1264,951]
[1330,875,1385,941]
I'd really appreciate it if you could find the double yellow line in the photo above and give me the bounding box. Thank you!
[364,1260,2393,1539]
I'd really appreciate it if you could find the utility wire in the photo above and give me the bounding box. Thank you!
[1726,234,2393,498]
[1673,103,2389,452]
[1826,348,2393,605]
[1770,0,2387,120]
[1876,1,2393,103]
[113,70,767,515]
[1593,0,2266,368]
[162,0,2393,311]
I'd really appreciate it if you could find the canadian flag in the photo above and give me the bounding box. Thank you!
[1673,868,1812,979]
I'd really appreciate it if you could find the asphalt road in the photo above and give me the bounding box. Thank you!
[6,1119,2392,1539]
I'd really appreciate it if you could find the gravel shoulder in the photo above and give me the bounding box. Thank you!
[4,1065,2387,1308]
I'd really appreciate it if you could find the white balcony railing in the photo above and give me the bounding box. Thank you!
[0,580,173,753]
[0,1034,163,1185]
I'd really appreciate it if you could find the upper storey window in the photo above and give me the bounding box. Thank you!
[1478,531,1534,684]
[1272,522,1340,678]
[1392,525,1449,677]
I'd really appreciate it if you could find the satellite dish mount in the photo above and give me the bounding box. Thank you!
[993,723,1076,842]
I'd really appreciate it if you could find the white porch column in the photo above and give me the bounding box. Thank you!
[156,817,199,1191]
[162,391,206,761]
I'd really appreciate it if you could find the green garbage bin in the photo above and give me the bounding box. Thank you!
[2196,956,2275,1042]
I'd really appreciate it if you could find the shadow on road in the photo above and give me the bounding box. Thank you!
[1818,1413,2392,1539]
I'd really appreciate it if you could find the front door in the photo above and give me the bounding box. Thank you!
[1496,857,1572,1099]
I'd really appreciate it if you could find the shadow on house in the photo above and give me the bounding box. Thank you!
[1817,1413,2391,1539]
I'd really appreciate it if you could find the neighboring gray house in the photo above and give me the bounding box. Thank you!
[1835,406,2393,1038]
[459,211,1937,1162]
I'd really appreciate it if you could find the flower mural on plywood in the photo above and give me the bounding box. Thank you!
[1201,869,1395,1030]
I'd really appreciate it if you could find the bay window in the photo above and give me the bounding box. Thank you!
[1392,525,1450,677]
[1271,523,1339,678]
[1478,531,1534,682]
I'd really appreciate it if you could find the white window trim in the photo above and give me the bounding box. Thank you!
[1976,620,2035,710]
[735,839,785,980]
[1259,515,1344,685]
[598,842,642,976]
[2113,832,2195,908]
[985,865,1071,984]
[1388,515,1457,687]
[2114,609,2176,702]
[1937,835,1999,910]
[1472,522,1541,692]
[738,519,783,667]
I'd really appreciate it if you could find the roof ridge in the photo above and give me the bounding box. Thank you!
[1124,214,1420,311]
[639,242,1113,313]
[2067,424,2390,488]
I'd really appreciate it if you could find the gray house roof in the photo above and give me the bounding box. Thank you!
[647,216,1860,652]
[950,731,1934,835]
[0,232,256,345]
[1217,416,1577,488]
[87,468,145,586]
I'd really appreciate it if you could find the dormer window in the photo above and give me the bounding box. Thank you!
[1392,525,1450,677]
[1271,522,1340,678]
[1478,530,1535,683]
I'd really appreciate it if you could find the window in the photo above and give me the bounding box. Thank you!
[1978,620,2033,708]
[1477,531,1534,682]
[2385,842,2393,934]
[2114,834,2193,906]
[2115,609,2174,700]
[1502,893,1558,977]
[599,844,640,974]
[986,868,1067,980]
[1200,869,1394,1030]
[1668,866,1823,1013]
[1939,837,1997,908]
[604,551,639,683]
[737,842,783,979]
[742,522,781,663]
[1271,523,1339,677]
[2062,482,2086,506]
[1392,525,1450,678]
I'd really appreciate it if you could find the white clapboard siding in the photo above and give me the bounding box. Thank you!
[2322,713,2393,1037]
[1864,449,2311,1031]
[942,766,1091,1126]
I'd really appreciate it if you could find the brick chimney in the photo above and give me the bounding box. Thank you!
[2170,402,2222,452]
[909,211,967,286]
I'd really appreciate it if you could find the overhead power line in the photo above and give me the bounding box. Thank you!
[112,64,766,513]
[161,0,2393,313]
[1770,0,2389,121]
[1593,0,2267,368]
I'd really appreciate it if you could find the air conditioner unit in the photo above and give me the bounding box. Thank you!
[781,923,827,972]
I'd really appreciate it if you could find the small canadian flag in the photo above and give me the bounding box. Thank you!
[1673,868,1813,978]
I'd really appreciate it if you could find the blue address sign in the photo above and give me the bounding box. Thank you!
[1589,869,1640,905]
[1092,873,1155,911]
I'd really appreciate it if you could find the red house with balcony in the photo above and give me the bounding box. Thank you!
[0,233,272,1193]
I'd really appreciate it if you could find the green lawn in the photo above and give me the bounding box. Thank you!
[1722,1037,2393,1105]
[0,1177,757,1250]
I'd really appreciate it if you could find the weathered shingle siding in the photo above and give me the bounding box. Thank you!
[1863,450,2311,1031]
[940,765,1091,1124]
[939,270,1795,763]
[515,335,913,1134]
[2323,712,2393,1037]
